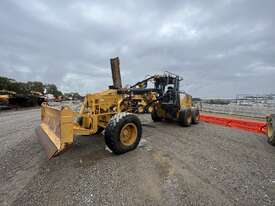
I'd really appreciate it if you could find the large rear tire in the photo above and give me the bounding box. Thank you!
[178,108,192,127]
[105,113,142,154]
[151,108,162,122]
[191,108,199,124]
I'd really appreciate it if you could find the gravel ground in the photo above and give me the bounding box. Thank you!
[0,109,275,206]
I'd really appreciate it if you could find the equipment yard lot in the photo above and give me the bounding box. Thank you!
[1,109,275,206]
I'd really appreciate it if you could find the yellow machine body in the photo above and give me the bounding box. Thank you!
[0,95,9,103]
[180,93,192,108]
[36,89,129,159]
[153,93,194,120]
[132,92,157,113]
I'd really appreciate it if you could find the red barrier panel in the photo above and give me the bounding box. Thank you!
[199,114,267,135]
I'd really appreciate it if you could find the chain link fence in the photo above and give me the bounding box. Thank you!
[200,103,275,119]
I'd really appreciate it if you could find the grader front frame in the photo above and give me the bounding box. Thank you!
[130,72,200,126]
[36,58,142,159]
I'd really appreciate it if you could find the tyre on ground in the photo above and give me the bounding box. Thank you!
[151,106,162,122]
[178,108,192,127]
[104,113,142,154]
[191,108,200,124]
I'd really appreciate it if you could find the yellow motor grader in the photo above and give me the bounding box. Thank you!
[130,72,200,126]
[36,57,142,159]
[36,58,200,159]
[0,90,16,104]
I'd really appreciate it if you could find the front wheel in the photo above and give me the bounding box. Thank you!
[104,113,142,154]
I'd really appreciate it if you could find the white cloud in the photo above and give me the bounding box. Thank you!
[0,0,274,97]
[12,0,72,29]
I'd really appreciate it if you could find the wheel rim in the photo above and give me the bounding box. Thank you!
[267,124,273,138]
[120,123,138,146]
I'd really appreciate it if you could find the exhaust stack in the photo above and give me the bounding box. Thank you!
[110,57,122,89]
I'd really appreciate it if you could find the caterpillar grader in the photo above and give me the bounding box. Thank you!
[36,57,142,159]
[36,57,199,159]
[130,72,199,126]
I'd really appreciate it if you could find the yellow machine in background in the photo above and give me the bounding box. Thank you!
[130,72,200,126]
[0,95,9,103]
[0,90,16,104]
[36,58,142,159]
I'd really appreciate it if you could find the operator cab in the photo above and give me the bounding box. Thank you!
[164,84,175,104]
[154,73,181,107]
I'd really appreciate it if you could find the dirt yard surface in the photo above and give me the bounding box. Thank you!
[0,109,275,206]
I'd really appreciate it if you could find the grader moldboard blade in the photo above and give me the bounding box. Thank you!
[36,103,74,159]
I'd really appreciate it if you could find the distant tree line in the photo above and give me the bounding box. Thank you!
[0,76,63,97]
